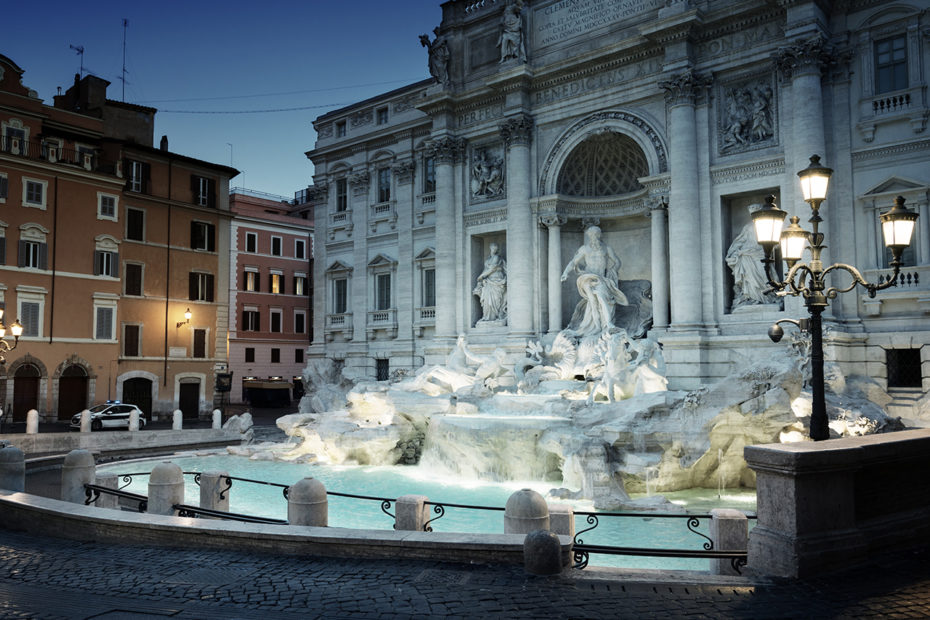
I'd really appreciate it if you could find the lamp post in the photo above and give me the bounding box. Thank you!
[751,155,918,441]
[0,307,24,364]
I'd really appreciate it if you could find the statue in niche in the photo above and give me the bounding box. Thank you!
[721,83,774,152]
[470,150,504,199]
[498,0,526,64]
[473,242,507,324]
[419,28,450,87]
[561,226,628,337]
[726,204,777,308]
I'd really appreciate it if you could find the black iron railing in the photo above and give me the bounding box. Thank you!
[175,504,287,524]
[84,483,148,512]
[423,500,505,532]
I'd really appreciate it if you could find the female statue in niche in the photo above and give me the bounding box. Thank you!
[726,204,777,308]
[498,0,526,63]
[473,242,507,324]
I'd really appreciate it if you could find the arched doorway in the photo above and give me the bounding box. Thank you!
[179,380,201,420]
[123,377,153,417]
[13,364,40,422]
[58,365,88,420]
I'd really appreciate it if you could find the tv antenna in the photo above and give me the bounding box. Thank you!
[120,19,129,101]
[69,44,84,77]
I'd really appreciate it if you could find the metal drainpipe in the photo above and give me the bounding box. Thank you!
[163,161,171,387]
[49,175,59,343]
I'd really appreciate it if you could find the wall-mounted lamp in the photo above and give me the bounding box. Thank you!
[0,307,23,363]
[176,308,192,329]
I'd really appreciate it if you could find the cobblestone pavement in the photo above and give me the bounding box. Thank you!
[1,528,928,619]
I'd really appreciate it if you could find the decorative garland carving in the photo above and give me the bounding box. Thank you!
[306,185,328,204]
[350,109,373,128]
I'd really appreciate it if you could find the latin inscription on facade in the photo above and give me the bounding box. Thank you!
[533,58,661,106]
[533,0,661,49]
[457,104,503,128]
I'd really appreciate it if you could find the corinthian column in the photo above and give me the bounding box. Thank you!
[660,70,709,328]
[650,199,670,328]
[500,114,535,336]
[540,214,566,333]
[428,136,465,338]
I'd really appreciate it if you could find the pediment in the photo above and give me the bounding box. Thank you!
[325,260,353,274]
[415,247,435,260]
[367,253,397,267]
[861,176,927,197]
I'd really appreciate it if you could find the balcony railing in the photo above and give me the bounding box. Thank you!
[1,137,118,175]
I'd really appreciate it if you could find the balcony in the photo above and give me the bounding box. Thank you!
[369,201,397,233]
[861,265,930,316]
[327,209,353,240]
[366,308,397,340]
[324,312,353,342]
[1,137,118,175]
[416,193,436,225]
[856,85,928,142]
[413,306,435,338]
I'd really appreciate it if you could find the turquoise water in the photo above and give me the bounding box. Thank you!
[99,453,756,571]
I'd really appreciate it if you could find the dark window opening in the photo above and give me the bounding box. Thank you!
[376,358,389,381]
[887,348,922,388]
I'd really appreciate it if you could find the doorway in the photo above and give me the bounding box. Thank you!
[123,377,153,417]
[179,382,200,420]
[58,365,88,420]
[13,364,40,422]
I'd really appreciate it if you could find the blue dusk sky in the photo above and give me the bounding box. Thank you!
[4,1,443,198]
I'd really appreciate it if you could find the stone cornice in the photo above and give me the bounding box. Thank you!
[709,156,785,186]
[464,206,507,228]
[532,192,650,219]
[851,138,930,164]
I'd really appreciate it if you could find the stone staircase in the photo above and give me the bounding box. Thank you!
[887,387,925,426]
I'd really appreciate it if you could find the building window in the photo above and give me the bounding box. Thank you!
[18,299,41,337]
[335,120,346,137]
[98,193,118,221]
[270,308,282,333]
[875,35,907,94]
[123,263,143,296]
[191,221,216,251]
[18,240,47,269]
[3,125,26,154]
[271,236,282,256]
[271,348,281,363]
[887,348,921,388]
[295,239,306,260]
[295,348,304,364]
[192,175,216,207]
[23,179,46,208]
[376,107,389,125]
[423,267,436,307]
[336,178,348,212]
[0,172,8,202]
[189,272,214,302]
[242,308,260,331]
[295,310,306,334]
[376,273,391,311]
[245,232,257,253]
[424,157,436,193]
[376,358,389,381]
[127,160,149,193]
[123,324,141,357]
[95,306,114,340]
[294,274,307,296]
[193,328,206,358]
[333,278,348,314]
[378,168,391,203]
[126,208,144,241]
[245,347,255,363]
[94,250,119,277]
[244,269,259,292]
[270,272,282,294]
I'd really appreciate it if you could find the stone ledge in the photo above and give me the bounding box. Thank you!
[0,429,247,459]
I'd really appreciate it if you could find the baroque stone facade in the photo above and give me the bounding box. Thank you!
[307,0,930,402]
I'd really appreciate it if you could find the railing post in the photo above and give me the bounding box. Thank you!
[172,410,183,430]
[129,410,140,432]
[61,449,95,504]
[710,508,748,576]
[148,461,184,515]
[80,410,91,433]
[0,443,25,492]
[548,503,575,538]
[94,473,120,509]
[199,470,230,514]
[395,495,428,531]
[26,409,39,435]
[212,409,222,429]
[287,477,327,526]
[505,489,549,534]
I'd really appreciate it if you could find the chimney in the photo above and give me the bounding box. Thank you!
[160,135,168,151]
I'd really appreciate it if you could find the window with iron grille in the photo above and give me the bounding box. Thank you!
[886,348,922,388]
[376,358,389,381]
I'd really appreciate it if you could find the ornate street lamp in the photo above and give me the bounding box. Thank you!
[751,155,918,441]
[176,308,192,329]
[0,307,24,364]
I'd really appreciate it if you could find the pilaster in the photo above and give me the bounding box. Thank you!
[500,113,535,336]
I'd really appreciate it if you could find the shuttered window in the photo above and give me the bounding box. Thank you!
[124,325,140,356]
[18,241,47,269]
[189,272,214,302]
[20,301,40,337]
[191,221,216,251]
[94,251,119,277]
[193,329,206,358]
[95,307,114,340]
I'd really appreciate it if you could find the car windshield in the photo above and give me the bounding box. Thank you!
[88,404,111,413]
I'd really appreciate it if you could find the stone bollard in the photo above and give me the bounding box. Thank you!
[395,495,429,531]
[148,461,184,515]
[61,449,96,504]
[212,409,221,429]
[199,470,230,514]
[26,409,39,434]
[524,529,563,576]
[80,410,91,433]
[505,488,549,534]
[172,410,183,430]
[287,477,328,526]
[710,508,749,576]
[0,444,26,492]
[548,504,575,538]
[129,410,140,432]
[94,473,120,510]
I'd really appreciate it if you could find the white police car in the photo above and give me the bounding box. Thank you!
[69,402,146,431]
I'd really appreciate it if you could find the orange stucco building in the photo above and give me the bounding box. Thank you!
[0,56,237,422]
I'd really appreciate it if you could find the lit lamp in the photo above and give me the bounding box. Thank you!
[752,155,918,441]
[176,308,192,329]
[0,306,23,363]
